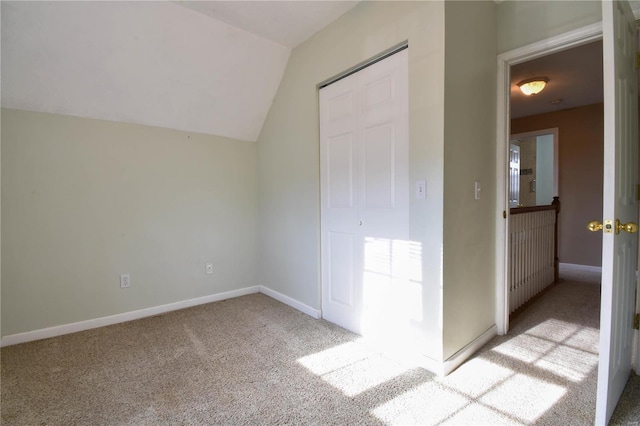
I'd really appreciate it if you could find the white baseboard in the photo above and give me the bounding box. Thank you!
[0,286,260,347]
[259,285,321,319]
[559,263,602,284]
[360,325,497,377]
[441,325,498,376]
[559,263,602,274]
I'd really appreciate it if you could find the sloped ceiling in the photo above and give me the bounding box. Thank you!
[0,1,357,142]
[176,1,359,48]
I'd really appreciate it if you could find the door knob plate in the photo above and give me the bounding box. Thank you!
[604,219,614,233]
[587,219,638,234]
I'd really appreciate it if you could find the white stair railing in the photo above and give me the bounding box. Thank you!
[509,198,560,314]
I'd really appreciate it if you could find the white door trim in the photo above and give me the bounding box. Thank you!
[495,22,603,334]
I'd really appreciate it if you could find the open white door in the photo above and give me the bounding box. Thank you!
[636,275,640,373]
[595,1,639,424]
[635,6,640,382]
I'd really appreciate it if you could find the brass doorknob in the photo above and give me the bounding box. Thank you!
[587,221,603,232]
[616,219,638,234]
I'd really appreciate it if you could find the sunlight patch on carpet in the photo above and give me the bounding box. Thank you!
[492,318,599,383]
[534,344,598,382]
[564,326,600,353]
[297,342,410,397]
[437,358,513,398]
[372,381,468,425]
[525,318,580,343]
[491,333,556,363]
[479,374,567,423]
[321,355,410,397]
[439,402,521,426]
[296,342,371,376]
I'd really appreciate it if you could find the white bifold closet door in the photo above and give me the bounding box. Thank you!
[320,48,409,338]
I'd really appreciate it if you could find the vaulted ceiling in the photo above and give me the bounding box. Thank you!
[176,1,359,48]
[1,1,358,142]
[2,1,638,139]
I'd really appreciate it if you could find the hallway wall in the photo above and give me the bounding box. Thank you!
[511,102,603,267]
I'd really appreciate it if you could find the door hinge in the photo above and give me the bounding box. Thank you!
[503,210,507,219]
[635,313,640,330]
[637,52,640,70]
[637,184,640,201]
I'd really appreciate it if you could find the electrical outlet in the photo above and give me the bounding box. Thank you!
[120,273,131,288]
[206,263,214,275]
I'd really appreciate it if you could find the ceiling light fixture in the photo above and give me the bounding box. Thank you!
[517,77,549,96]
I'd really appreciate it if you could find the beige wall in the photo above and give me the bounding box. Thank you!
[258,0,497,363]
[2,108,258,336]
[0,0,621,365]
[511,102,604,267]
[497,1,601,54]
[442,0,497,359]
[257,1,447,360]
[1,1,496,365]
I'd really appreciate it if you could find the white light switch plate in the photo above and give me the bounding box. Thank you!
[415,180,426,199]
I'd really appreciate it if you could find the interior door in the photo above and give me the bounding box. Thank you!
[509,143,520,208]
[595,1,639,424]
[358,50,410,341]
[635,16,640,381]
[319,48,409,336]
[319,72,361,333]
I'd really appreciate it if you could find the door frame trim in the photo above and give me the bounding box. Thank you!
[495,22,603,334]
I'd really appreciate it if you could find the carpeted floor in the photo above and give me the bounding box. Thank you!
[1,280,638,425]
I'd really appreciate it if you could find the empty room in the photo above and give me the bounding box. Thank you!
[2,1,639,424]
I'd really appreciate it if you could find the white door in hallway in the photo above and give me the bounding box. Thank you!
[508,143,520,208]
[596,1,638,424]
[319,49,409,335]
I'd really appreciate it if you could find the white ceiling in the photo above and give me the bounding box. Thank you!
[176,1,360,48]
[2,1,636,138]
[512,2,640,119]
[510,40,604,119]
[1,1,358,142]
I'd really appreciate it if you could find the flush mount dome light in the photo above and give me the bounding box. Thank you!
[517,77,549,96]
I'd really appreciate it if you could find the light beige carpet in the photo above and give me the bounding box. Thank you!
[2,281,638,425]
